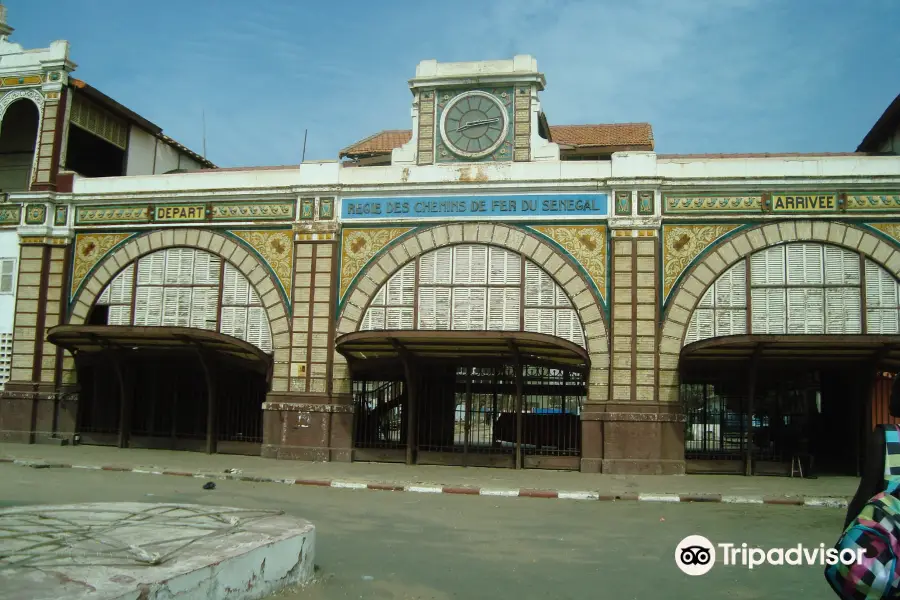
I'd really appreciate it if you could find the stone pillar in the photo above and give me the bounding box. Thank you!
[0,231,75,443]
[262,217,351,461]
[31,86,68,191]
[586,230,684,474]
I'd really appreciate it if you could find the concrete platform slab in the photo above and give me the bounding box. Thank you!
[0,502,316,600]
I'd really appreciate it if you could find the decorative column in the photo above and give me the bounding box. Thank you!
[0,200,75,443]
[597,188,685,474]
[261,197,352,461]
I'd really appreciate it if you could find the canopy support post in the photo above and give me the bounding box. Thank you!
[508,340,524,470]
[196,349,217,455]
[744,345,761,477]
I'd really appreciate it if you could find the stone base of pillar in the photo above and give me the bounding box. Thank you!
[579,402,685,474]
[260,392,354,462]
[0,381,78,444]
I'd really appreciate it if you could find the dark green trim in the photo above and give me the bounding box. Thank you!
[68,231,139,306]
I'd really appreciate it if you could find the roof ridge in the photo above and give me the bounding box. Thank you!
[339,129,411,154]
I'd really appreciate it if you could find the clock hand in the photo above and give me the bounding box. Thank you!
[456,117,501,132]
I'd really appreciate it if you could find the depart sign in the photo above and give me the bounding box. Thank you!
[771,194,838,213]
[341,194,608,221]
[154,204,207,222]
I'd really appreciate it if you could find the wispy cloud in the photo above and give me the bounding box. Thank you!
[8,0,899,165]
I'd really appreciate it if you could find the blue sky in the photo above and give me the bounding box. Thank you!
[9,0,899,168]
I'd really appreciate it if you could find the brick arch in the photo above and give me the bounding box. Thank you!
[657,220,900,401]
[68,228,292,387]
[332,222,610,402]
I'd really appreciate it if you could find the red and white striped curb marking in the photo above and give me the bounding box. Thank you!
[0,457,849,509]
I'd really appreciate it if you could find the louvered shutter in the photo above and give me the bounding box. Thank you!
[386,307,414,329]
[137,252,165,285]
[487,288,520,331]
[189,287,217,330]
[363,307,385,330]
[97,286,111,305]
[691,308,715,341]
[716,261,745,308]
[108,305,131,326]
[825,287,862,334]
[418,288,451,330]
[524,308,555,336]
[555,309,583,346]
[372,286,386,307]
[193,252,221,285]
[524,262,554,307]
[787,288,824,333]
[866,260,900,334]
[825,246,860,285]
[453,245,488,285]
[488,247,520,285]
[162,288,191,327]
[751,288,786,334]
[750,246,785,285]
[221,306,248,339]
[225,263,251,305]
[697,287,714,309]
[786,244,824,285]
[134,287,162,326]
[452,288,486,330]
[420,247,452,285]
[247,306,271,351]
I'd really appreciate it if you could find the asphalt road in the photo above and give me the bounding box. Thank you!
[0,464,846,599]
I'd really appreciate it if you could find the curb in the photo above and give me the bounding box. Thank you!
[0,456,851,509]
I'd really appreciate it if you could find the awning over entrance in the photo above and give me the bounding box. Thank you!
[47,325,273,378]
[336,330,590,372]
[680,334,900,371]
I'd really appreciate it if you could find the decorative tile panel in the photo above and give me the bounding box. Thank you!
[231,229,294,296]
[663,193,762,214]
[615,191,632,216]
[531,225,607,301]
[846,193,900,212]
[24,204,46,225]
[211,200,294,221]
[870,224,900,248]
[319,197,334,220]
[75,205,151,225]
[0,204,21,225]
[340,227,413,299]
[54,205,68,226]
[662,224,739,300]
[637,191,654,216]
[300,198,314,220]
[417,90,435,166]
[71,232,134,298]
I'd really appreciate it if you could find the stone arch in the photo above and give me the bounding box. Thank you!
[657,220,900,401]
[68,228,292,391]
[333,221,610,402]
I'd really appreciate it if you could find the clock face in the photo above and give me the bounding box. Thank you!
[439,91,509,159]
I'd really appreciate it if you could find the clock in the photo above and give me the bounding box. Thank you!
[439,91,509,159]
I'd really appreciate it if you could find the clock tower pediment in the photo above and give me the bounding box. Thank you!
[391,56,560,166]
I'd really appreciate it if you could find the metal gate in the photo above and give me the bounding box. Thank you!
[352,364,585,469]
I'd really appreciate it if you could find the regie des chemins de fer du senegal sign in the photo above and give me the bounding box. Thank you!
[341,194,609,220]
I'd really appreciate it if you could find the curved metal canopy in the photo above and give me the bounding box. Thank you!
[336,330,590,371]
[47,325,273,378]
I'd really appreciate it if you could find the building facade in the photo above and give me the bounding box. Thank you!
[0,5,214,390]
[1,51,900,476]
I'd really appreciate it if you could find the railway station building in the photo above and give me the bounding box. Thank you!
[1,12,900,475]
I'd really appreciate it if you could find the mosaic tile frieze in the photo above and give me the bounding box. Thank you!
[663,194,762,214]
[75,205,151,225]
[340,227,414,298]
[662,224,739,300]
[870,224,900,249]
[0,204,21,225]
[847,194,900,212]
[211,201,294,221]
[531,225,607,301]
[231,229,294,295]
[70,232,134,298]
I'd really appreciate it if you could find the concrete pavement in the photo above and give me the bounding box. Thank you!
[0,462,849,599]
[0,443,859,508]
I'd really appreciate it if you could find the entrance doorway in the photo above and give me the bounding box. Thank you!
[679,335,899,476]
[48,325,272,456]
[338,330,590,470]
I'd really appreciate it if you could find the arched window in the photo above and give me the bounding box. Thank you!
[95,247,272,352]
[360,244,586,347]
[685,241,900,344]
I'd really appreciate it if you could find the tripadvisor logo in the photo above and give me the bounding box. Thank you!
[674,535,864,575]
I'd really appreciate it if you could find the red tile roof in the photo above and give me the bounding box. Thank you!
[339,123,654,158]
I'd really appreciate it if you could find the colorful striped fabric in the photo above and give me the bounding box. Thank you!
[826,425,900,599]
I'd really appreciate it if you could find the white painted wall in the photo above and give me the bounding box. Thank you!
[155,140,180,174]
[125,125,156,176]
[0,230,19,334]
